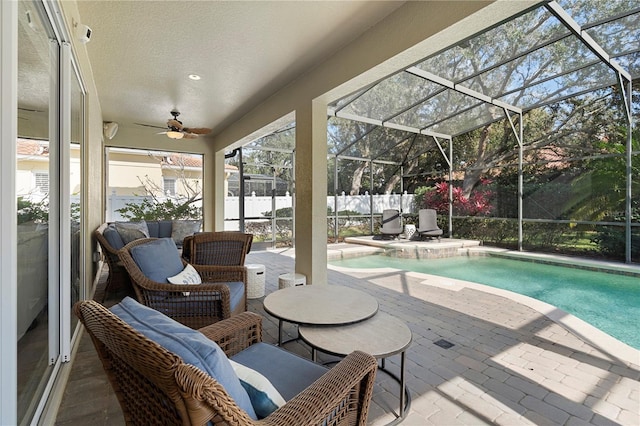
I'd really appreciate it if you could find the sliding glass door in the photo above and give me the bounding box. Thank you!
[14,1,86,422]
[16,1,56,422]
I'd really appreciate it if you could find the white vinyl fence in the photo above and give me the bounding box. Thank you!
[107,192,416,222]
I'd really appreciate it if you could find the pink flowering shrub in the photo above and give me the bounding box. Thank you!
[421,181,494,216]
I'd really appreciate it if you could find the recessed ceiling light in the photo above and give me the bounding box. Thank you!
[188,74,201,81]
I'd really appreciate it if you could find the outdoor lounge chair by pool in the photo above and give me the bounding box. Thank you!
[380,209,403,239]
[417,209,443,241]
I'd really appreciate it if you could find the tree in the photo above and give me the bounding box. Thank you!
[17,196,49,224]
[416,181,494,216]
[327,2,637,211]
[116,153,202,221]
[328,117,442,195]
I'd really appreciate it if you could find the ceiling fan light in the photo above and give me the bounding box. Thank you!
[166,130,184,139]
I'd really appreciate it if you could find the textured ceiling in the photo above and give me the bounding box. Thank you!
[75,1,405,136]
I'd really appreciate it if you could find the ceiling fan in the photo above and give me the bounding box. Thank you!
[158,110,212,140]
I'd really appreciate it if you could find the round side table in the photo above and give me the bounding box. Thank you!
[263,285,378,346]
[298,312,412,423]
[278,272,306,289]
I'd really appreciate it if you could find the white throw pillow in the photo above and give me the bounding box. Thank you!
[229,359,286,419]
[167,263,202,296]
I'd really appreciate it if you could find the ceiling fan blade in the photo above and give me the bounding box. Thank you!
[183,127,212,135]
[167,119,184,130]
[183,132,199,139]
[136,122,167,130]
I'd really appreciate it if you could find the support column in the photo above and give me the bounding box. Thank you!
[295,99,328,285]
[623,77,633,263]
[203,148,225,231]
[504,109,524,251]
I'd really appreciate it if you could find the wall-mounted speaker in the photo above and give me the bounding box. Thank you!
[103,121,118,140]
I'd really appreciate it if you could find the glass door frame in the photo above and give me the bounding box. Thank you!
[0,1,20,422]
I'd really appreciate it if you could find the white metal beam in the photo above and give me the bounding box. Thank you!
[546,1,632,82]
[406,66,522,114]
[329,109,453,140]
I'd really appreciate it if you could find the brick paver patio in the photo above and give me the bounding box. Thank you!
[56,246,640,425]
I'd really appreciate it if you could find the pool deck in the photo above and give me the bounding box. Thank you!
[56,242,640,426]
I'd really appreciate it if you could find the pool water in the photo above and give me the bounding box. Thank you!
[330,255,640,349]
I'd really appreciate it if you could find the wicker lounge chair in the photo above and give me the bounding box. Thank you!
[416,209,443,241]
[120,237,247,329]
[74,299,377,425]
[380,209,403,239]
[94,224,132,302]
[182,231,253,266]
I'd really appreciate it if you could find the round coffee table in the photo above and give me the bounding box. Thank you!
[298,312,412,423]
[263,285,378,346]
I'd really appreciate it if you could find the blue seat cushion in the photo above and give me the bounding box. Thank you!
[164,281,244,315]
[231,342,328,401]
[110,297,257,420]
[130,238,184,283]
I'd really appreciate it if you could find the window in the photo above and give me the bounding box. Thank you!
[106,148,202,222]
[163,178,176,196]
[34,172,49,193]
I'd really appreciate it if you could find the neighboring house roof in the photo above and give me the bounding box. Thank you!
[159,154,237,172]
[161,153,202,168]
[17,138,49,157]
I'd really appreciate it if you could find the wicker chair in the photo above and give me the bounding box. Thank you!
[182,232,253,266]
[120,238,247,329]
[94,224,132,302]
[74,300,377,425]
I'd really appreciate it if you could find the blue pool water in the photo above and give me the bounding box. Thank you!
[330,255,640,349]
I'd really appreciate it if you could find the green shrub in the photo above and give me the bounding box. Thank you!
[17,197,48,224]
[116,198,201,221]
[591,208,640,260]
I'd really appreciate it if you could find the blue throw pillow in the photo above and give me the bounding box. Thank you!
[146,221,160,238]
[129,238,184,283]
[103,225,125,250]
[110,297,257,420]
[158,220,173,238]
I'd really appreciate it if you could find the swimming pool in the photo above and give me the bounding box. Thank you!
[329,255,640,349]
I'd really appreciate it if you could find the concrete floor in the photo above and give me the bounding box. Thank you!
[55,244,640,425]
